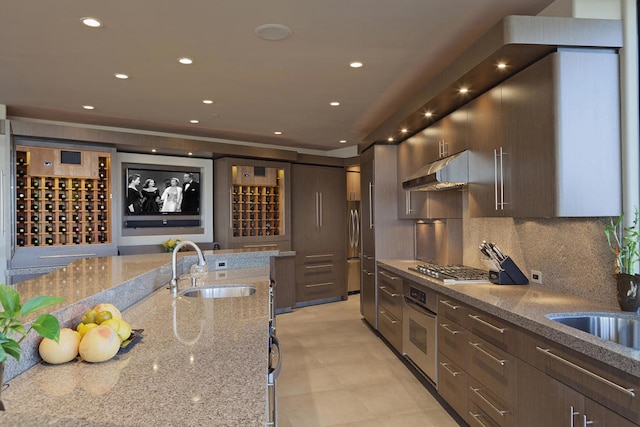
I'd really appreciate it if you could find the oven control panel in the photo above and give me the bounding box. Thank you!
[409,286,427,305]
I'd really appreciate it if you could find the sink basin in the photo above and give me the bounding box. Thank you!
[180,285,256,299]
[546,313,640,350]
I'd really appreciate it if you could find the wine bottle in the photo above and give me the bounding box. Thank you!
[31,237,40,245]
[31,226,40,233]
[31,214,39,222]
[59,214,67,222]
[45,237,54,245]
[45,214,54,222]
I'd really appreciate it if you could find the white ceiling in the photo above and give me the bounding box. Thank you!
[0,0,555,153]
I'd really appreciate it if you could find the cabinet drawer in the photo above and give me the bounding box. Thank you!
[519,332,640,424]
[438,352,468,420]
[468,376,516,427]
[295,262,340,283]
[378,268,402,293]
[438,296,466,324]
[467,333,518,407]
[465,307,517,353]
[438,317,467,368]
[378,305,402,352]
[296,279,342,302]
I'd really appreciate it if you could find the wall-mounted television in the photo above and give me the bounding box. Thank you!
[122,163,202,228]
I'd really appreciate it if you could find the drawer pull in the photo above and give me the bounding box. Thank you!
[305,282,333,288]
[379,286,399,298]
[305,254,333,259]
[468,411,490,427]
[379,310,398,324]
[305,264,333,269]
[379,271,400,281]
[468,314,505,334]
[440,300,461,310]
[470,342,506,366]
[536,347,636,398]
[440,323,462,335]
[470,387,508,417]
[440,362,462,377]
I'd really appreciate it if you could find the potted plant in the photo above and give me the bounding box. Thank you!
[0,283,64,410]
[604,208,640,312]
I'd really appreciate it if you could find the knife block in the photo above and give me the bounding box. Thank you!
[488,256,529,285]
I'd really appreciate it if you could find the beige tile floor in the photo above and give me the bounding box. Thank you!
[276,295,464,427]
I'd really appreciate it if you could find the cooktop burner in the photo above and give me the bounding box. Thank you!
[409,263,489,283]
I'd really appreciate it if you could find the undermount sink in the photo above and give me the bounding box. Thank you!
[180,285,256,299]
[546,313,640,350]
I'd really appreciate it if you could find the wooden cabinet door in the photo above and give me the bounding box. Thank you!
[441,108,469,158]
[360,148,375,257]
[397,136,428,219]
[317,165,346,250]
[585,398,638,427]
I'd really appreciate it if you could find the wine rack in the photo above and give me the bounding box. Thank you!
[14,150,111,248]
[231,183,282,237]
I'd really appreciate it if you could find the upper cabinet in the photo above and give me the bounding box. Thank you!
[469,50,621,218]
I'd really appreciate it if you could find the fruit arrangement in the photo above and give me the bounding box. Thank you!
[39,303,134,364]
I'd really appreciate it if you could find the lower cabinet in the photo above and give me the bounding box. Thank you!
[294,252,346,304]
[434,294,639,427]
[377,268,403,352]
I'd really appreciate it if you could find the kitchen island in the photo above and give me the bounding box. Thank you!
[0,250,277,426]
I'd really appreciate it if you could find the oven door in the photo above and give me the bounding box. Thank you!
[403,297,437,384]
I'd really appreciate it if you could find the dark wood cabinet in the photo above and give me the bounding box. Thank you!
[292,164,346,304]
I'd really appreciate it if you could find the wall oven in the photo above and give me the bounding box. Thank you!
[403,280,437,385]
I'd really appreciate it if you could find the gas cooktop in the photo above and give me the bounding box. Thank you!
[409,262,489,284]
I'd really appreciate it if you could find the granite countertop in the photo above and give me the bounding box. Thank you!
[378,259,640,377]
[0,251,275,426]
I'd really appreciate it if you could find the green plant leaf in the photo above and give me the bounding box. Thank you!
[31,314,61,342]
[20,295,65,317]
[2,339,22,361]
[0,284,21,313]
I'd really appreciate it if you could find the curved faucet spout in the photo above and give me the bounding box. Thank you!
[170,240,207,296]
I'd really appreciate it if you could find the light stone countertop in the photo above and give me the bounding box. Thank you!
[378,259,640,377]
[0,250,276,426]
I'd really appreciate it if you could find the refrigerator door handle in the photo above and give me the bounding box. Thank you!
[348,210,354,247]
[354,209,360,249]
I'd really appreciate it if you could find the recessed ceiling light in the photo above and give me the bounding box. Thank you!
[114,73,129,79]
[190,119,199,124]
[255,24,292,41]
[202,99,214,104]
[339,140,347,144]
[151,149,157,153]
[459,87,469,94]
[401,128,408,133]
[274,131,283,135]
[424,112,433,118]
[350,61,363,68]
[81,17,102,28]
[330,102,340,106]
[188,152,193,156]
[82,105,95,110]
[497,62,507,69]
[387,137,394,142]
[178,57,193,65]
[211,113,219,117]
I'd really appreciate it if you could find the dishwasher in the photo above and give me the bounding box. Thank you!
[403,280,437,385]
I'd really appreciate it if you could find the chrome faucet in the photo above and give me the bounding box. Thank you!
[170,240,207,296]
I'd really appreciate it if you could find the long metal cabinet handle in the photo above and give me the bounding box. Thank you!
[379,310,398,324]
[493,148,499,211]
[305,254,333,258]
[570,406,579,427]
[379,286,399,298]
[354,210,360,246]
[306,282,333,288]
[536,347,636,397]
[305,264,333,269]
[368,182,374,229]
[406,190,411,215]
[468,411,490,427]
[440,300,461,310]
[319,191,323,228]
[470,342,506,366]
[583,415,594,426]
[468,314,505,334]
[379,271,399,281]
[348,210,354,246]
[440,361,462,377]
[469,387,508,417]
[269,334,282,378]
[314,192,319,228]
[440,323,462,335]
[499,146,505,210]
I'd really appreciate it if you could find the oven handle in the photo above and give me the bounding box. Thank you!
[404,297,436,318]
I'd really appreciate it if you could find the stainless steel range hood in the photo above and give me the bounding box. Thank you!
[402,150,469,191]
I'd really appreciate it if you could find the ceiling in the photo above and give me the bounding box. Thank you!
[0,0,555,154]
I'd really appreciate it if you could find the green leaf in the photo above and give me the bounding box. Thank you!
[20,295,65,317]
[2,339,22,361]
[31,314,61,342]
[0,284,21,313]
[0,346,7,363]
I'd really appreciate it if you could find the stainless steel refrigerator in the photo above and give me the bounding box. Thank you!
[347,201,361,293]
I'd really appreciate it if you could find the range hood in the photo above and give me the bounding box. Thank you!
[402,150,469,191]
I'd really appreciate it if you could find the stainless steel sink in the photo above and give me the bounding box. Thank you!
[546,313,640,350]
[180,285,256,299]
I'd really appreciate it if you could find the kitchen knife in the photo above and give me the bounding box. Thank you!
[491,243,506,261]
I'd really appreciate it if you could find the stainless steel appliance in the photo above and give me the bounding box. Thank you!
[267,279,281,426]
[409,262,488,284]
[403,280,438,384]
[347,201,361,293]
